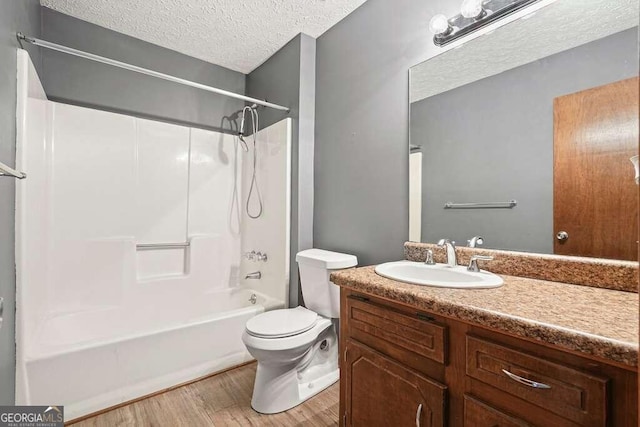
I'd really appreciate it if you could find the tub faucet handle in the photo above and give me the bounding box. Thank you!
[244,251,268,262]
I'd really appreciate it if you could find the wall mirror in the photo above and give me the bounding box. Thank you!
[409,0,640,260]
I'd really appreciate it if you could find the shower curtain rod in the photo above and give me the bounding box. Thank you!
[16,32,290,112]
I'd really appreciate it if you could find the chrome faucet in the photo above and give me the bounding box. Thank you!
[467,236,484,248]
[437,239,458,267]
[245,271,261,280]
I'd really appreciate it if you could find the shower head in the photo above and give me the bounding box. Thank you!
[239,110,247,137]
[238,134,249,152]
[238,105,258,152]
[239,105,258,133]
[238,110,249,152]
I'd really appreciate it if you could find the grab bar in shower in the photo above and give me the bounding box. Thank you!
[0,160,26,179]
[444,200,517,209]
[136,242,190,250]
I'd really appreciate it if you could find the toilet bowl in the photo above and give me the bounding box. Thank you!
[242,249,357,414]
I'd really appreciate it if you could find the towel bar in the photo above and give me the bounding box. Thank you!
[444,200,517,209]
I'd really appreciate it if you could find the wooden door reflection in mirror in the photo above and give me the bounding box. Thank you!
[554,77,639,261]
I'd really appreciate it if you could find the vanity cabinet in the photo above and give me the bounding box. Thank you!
[339,290,638,427]
[343,340,446,426]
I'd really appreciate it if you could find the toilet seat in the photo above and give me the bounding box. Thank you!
[246,306,318,339]
[243,317,332,352]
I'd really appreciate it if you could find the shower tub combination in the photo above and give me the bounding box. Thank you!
[25,289,280,420]
[14,51,291,420]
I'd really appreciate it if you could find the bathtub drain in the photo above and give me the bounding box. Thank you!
[249,293,257,305]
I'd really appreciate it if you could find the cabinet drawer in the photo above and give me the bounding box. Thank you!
[466,336,608,426]
[464,395,529,427]
[347,295,447,364]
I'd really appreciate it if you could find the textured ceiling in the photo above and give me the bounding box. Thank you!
[411,0,640,103]
[40,0,367,73]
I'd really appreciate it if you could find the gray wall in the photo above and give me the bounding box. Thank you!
[314,0,445,266]
[246,34,316,306]
[411,28,639,254]
[41,7,245,133]
[0,0,42,405]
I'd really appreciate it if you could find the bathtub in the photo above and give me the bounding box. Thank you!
[20,288,283,421]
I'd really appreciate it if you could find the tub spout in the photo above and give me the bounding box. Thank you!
[245,271,261,280]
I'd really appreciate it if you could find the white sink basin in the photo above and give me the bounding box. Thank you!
[375,261,504,289]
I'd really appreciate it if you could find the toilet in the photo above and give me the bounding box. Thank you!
[242,248,357,414]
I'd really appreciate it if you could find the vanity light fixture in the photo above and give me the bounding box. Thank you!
[429,0,541,47]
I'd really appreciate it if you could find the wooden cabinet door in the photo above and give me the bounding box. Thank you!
[343,340,447,427]
[553,77,639,260]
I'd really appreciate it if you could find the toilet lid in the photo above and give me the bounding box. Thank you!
[246,306,318,338]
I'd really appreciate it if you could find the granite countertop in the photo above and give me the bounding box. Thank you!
[331,266,639,367]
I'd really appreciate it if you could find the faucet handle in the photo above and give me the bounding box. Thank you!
[244,251,268,262]
[437,238,455,247]
[425,249,435,265]
[467,236,484,248]
[468,255,493,272]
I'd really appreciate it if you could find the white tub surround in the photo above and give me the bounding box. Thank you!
[15,50,291,420]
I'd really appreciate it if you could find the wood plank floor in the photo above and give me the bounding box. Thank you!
[71,363,339,427]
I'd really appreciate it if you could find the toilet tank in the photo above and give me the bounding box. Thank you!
[296,249,358,318]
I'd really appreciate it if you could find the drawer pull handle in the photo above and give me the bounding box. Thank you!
[415,403,423,427]
[502,369,551,389]
[350,295,370,302]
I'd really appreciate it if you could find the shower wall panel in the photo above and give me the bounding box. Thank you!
[240,119,292,303]
[188,128,244,289]
[17,97,291,329]
[49,103,136,313]
[135,120,190,279]
[29,103,249,316]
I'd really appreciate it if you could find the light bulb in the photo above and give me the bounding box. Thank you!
[460,0,484,18]
[428,14,450,35]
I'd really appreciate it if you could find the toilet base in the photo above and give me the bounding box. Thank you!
[250,326,339,414]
